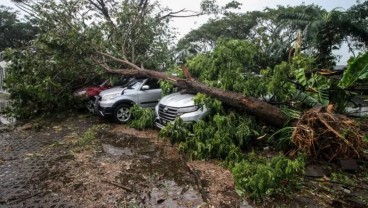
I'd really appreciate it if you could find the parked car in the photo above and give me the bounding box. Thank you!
[74,77,132,112]
[155,92,208,129]
[95,78,162,123]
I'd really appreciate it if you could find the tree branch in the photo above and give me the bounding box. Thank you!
[159,9,204,20]
[95,51,141,70]
[88,0,116,29]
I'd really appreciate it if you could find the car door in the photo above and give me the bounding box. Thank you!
[137,78,162,108]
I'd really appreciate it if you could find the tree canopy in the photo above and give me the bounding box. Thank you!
[0,5,38,51]
[2,0,212,118]
[177,3,368,69]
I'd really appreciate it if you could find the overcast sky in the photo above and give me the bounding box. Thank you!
[160,0,358,37]
[1,0,361,64]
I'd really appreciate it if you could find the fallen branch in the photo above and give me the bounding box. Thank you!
[2,191,48,204]
[306,177,368,190]
[102,180,133,192]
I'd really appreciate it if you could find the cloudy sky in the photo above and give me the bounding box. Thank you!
[1,0,361,64]
[2,0,358,37]
[160,0,358,38]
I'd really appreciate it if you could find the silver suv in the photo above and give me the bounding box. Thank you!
[155,93,208,129]
[95,78,162,123]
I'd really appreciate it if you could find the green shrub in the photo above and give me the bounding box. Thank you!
[129,105,156,130]
[232,153,305,201]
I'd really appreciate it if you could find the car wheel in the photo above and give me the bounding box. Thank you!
[113,104,132,123]
[86,99,95,113]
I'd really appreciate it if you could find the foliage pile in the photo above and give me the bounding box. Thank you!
[157,94,307,200]
[290,108,366,161]
[232,153,305,201]
[129,105,156,130]
[158,107,306,201]
[159,92,261,161]
[159,110,258,165]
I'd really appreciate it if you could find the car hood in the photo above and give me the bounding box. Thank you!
[99,86,128,97]
[159,93,196,108]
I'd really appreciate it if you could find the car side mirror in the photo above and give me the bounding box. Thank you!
[141,85,150,90]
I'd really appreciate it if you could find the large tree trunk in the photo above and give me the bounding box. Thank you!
[94,53,289,127]
[178,77,289,127]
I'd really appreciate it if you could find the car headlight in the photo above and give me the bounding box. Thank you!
[102,93,120,101]
[176,106,199,114]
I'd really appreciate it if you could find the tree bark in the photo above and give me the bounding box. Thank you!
[178,77,289,128]
[93,53,289,128]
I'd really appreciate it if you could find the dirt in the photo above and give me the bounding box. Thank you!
[0,114,250,207]
[1,114,368,207]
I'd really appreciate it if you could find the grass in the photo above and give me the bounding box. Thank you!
[75,124,108,149]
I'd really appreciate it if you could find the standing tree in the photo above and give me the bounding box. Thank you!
[0,5,38,50]
[278,4,368,68]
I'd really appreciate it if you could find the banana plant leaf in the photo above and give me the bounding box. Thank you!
[339,52,368,89]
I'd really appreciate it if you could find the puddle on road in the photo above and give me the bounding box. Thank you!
[149,180,203,207]
[100,132,157,158]
[101,143,134,156]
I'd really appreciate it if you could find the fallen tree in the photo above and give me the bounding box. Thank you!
[93,52,366,160]
[93,52,289,128]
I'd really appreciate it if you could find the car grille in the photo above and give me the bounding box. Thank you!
[158,104,179,121]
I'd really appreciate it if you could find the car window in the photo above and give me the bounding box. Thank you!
[127,79,144,89]
[143,79,160,89]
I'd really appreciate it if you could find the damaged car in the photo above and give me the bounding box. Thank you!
[155,92,208,129]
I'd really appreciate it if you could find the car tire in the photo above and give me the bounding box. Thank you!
[113,104,132,124]
[86,99,95,113]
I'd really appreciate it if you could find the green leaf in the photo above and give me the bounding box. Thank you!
[295,68,307,87]
[293,90,320,107]
[317,88,330,106]
[339,52,368,88]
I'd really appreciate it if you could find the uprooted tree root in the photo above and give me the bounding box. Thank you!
[289,109,366,161]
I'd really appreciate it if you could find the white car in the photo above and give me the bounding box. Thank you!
[155,93,208,129]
